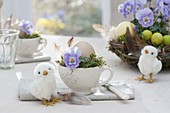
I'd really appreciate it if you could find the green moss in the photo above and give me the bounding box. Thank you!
[29,33,40,38]
[19,32,40,39]
[56,54,107,68]
[117,34,126,42]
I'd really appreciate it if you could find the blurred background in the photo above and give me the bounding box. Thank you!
[1,0,127,38]
[32,0,102,37]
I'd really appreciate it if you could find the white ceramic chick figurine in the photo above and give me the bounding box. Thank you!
[29,63,60,106]
[136,46,162,83]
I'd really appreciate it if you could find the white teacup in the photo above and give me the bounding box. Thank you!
[58,65,113,95]
[16,37,47,57]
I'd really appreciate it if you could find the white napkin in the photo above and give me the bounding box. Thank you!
[87,83,134,100]
[18,79,134,101]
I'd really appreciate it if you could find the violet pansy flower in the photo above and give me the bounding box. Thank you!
[160,4,170,18]
[156,0,170,18]
[163,0,170,4]
[19,20,34,35]
[118,4,125,16]
[156,0,164,8]
[136,8,154,28]
[134,0,147,14]
[63,47,82,69]
[118,0,134,18]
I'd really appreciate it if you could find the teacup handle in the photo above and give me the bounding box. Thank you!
[37,38,47,52]
[96,68,113,87]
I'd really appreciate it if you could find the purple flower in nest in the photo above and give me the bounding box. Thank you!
[136,8,154,28]
[63,47,82,69]
[118,0,134,18]
[134,26,139,32]
[19,20,34,35]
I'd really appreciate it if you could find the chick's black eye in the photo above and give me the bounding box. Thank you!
[151,52,154,55]
[49,68,51,70]
[38,72,41,74]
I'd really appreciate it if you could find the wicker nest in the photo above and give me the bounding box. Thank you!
[108,27,170,69]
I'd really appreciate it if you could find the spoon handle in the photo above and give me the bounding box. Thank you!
[108,85,130,100]
[103,84,130,100]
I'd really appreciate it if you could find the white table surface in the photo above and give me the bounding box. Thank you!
[0,35,170,113]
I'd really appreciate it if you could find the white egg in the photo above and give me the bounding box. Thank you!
[74,41,95,58]
[116,21,135,37]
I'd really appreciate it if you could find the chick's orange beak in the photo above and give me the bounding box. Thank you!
[43,70,48,76]
[145,49,149,54]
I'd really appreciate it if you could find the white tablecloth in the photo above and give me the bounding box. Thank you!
[0,35,170,113]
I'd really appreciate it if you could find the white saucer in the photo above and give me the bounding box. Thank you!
[15,52,51,64]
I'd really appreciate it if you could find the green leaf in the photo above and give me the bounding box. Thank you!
[149,25,159,32]
[160,27,168,35]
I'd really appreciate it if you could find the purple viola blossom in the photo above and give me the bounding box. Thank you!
[157,0,163,6]
[19,20,34,35]
[154,8,159,14]
[118,4,125,15]
[157,0,170,8]
[156,0,164,10]
[134,0,147,14]
[160,4,170,18]
[134,3,143,14]
[136,8,154,28]
[63,47,82,69]
[163,0,170,4]
[162,16,167,22]
[118,0,134,18]
[56,10,65,22]
[44,13,53,19]
[138,0,147,5]
[134,26,139,32]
